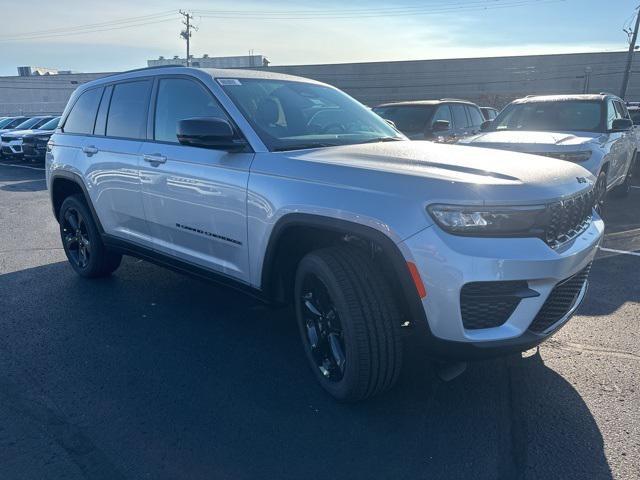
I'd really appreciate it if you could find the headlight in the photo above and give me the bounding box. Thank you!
[427,204,547,236]
[538,151,591,162]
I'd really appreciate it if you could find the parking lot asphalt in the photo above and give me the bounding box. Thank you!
[0,159,638,480]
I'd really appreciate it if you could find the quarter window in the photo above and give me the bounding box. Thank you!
[154,78,229,143]
[63,88,103,134]
[106,80,152,139]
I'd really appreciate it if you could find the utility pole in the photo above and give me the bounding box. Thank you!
[620,5,640,99]
[179,10,197,66]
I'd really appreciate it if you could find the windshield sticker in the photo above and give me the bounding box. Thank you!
[217,79,242,86]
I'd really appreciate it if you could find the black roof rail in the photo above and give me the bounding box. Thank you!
[101,64,186,79]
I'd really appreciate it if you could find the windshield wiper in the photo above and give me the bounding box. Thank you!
[359,136,405,144]
[273,142,340,152]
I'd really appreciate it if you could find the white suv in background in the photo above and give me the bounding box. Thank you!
[459,94,636,207]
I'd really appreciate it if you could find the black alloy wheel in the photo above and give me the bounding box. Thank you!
[300,273,346,382]
[59,194,122,278]
[62,207,91,269]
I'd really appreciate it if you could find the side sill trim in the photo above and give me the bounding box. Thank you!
[102,234,270,303]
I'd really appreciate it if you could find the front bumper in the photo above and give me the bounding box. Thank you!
[1,140,23,157]
[400,214,604,359]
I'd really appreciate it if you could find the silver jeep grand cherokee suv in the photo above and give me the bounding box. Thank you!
[47,67,603,401]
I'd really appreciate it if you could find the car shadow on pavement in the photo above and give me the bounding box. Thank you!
[0,179,47,192]
[0,258,613,480]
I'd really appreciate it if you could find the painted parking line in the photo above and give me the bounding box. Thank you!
[0,162,45,171]
[599,246,640,257]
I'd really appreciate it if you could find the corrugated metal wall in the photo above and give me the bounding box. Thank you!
[0,51,637,115]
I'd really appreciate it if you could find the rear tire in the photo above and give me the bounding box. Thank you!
[59,194,122,278]
[294,246,402,402]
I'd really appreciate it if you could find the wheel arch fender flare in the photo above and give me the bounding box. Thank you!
[260,212,429,327]
[50,170,104,233]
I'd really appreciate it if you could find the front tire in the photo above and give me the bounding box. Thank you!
[59,195,122,278]
[294,246,402,402]
[594,171,607,214]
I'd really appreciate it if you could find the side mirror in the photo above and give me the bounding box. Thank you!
[480,120,493,131]
[432,120,450,132]
[177,117,247,151]
[611,118,633,131]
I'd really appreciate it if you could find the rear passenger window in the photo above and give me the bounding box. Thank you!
[450,104,469,128]
[467,106,485,126]
[106,80,152,139]
[63,88,103,134]
[154,78,230,143]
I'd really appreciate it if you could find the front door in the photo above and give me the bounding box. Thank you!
[139,76,253,282]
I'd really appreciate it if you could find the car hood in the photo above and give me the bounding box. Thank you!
[2,129,37,139]
[272,140,595,205]
[458,130,601,151]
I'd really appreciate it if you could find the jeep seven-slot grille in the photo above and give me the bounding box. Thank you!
[544,188,595,249]
[460,280,531,330]
[528,263,592,334]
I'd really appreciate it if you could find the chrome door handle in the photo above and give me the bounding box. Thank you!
[82,145,98,156]
[143,153,167,165]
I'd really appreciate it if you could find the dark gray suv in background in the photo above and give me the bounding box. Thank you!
[373,99,485,142]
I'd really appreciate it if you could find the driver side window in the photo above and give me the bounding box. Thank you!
[606,99,619,130]
[432,105,452,128]
[154,78,230,143]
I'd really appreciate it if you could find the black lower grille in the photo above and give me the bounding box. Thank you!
[529,263,592,333]
[461,281,536,330]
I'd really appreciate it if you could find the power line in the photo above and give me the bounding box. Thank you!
[0,11,177,41]
[621,4,640,98]
[192,0,565,19]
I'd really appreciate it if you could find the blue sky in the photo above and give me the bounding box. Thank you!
[0,0,637,76]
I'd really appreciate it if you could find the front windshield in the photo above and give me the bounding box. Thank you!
[38,117,60,131]
[13,117,45,130]
[0,117,25,129]
[219,78,403,151]
[0,118,15,128]
[373,105,436,135]
[492,101,603,132]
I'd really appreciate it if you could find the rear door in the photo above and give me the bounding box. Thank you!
[449,103,471,139]
[465,105,485,135]
[139,75,253,282]
[82,79,154,246]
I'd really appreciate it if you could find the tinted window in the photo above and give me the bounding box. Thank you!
[106,81,152,139]
[431,105,452,127]
[494,101,603,132]
[64,88,103,134]
[31,117,54,129]
[373,105,434,134]
[606,100,619,130]
[0,117,17,128]
[38,117,60,130]
[629,109,640,125]
[466,106,485,126]
[154,78,229,143]
[13,117,46,130]
[450,104,469,128]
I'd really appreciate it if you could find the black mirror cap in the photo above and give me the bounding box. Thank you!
[611,118,633,131]
[177,117,247,151]
[432,120,450,132]
[480,120,493,131]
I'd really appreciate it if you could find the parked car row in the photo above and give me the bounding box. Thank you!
[373,93,636,207]
[0,114,61,162]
